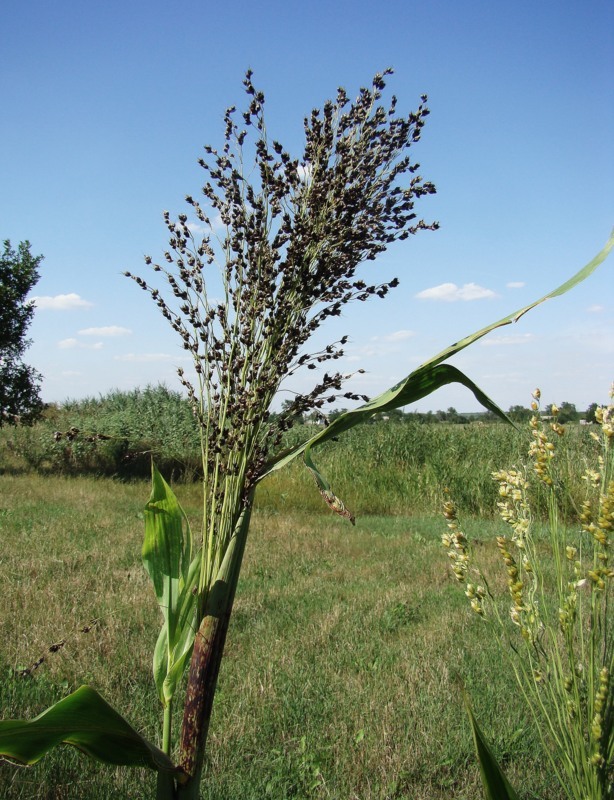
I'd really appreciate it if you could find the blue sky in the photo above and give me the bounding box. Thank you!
[2,0,612,412]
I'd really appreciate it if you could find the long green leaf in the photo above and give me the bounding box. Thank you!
[143,463,192,639]
[260,230,613,481]
[262,363,510,481]
[143,463,199,705]
[295,365,509,520]
[462,689,521,800]
[0,685,176,773]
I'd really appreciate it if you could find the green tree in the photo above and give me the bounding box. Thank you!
[508,404,532,422]
[0,240,44,424]
[585,402,599,423]
[446,406,469,424]
[557,401,579,424]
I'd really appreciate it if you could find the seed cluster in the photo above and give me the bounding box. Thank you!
[441,499,487,616]
[490,467,543,642]
[128,71,437,591]
[590,666,610,767]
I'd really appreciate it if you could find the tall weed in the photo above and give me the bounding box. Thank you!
[443,389,614,799]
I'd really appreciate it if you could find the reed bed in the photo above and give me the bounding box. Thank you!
[1,413,597,519]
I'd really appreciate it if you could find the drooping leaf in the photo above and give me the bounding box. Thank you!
[297,365,508,519]
[260,230,613,482]
[0,685,177,773]
[263,363,510,482]
[462,688,521,800]
[304,443,355,524]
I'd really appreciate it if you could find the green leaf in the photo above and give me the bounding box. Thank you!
[304,443,355,524]
[260,230,613,482]
[0,685,176,773]
[153,625,169,703]
[143,463,193,634]
[153,551,201,705]
[264,363,511,482]
[143,463,199,705]
[462,689,521,800]
[296,365,508,519]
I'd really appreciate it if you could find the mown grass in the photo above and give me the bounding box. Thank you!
[0,472,564,799]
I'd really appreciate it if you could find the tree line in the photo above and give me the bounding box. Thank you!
[278,399,597,426]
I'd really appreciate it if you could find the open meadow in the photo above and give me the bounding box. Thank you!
[0,420,602,799]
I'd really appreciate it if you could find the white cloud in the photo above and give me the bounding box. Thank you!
[32,293,93,310]
[372,329,415,343]
[415,282,497,301]
[480,333,535,347]
[78,326,132,337]
[58,338,103,350]
[347,337,413,359]
[297,163,313,182]
[114,353,174,363]
[587,304,604,313]
[187,221,207,235]
[506,281,525,289]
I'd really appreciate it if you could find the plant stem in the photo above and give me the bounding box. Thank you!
[176,501,253,798]
[162,700,173,755]
[176,613,229,799]
[156,771,176,800]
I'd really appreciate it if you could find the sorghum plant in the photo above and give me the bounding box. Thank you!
[130,69,442,797]
[443,388,614,800]
[0,69,611,799]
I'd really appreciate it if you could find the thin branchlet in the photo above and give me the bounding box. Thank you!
[128,70,438,792]
[128,68,437,583]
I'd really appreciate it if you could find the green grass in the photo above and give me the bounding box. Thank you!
[256,420,595,518]
[0,473,563,799]
[1,394,597,521]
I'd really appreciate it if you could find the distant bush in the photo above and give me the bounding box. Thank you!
[2,384,201,479]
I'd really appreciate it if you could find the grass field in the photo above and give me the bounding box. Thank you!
[3,412,597,519]
[0,470,565,800]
